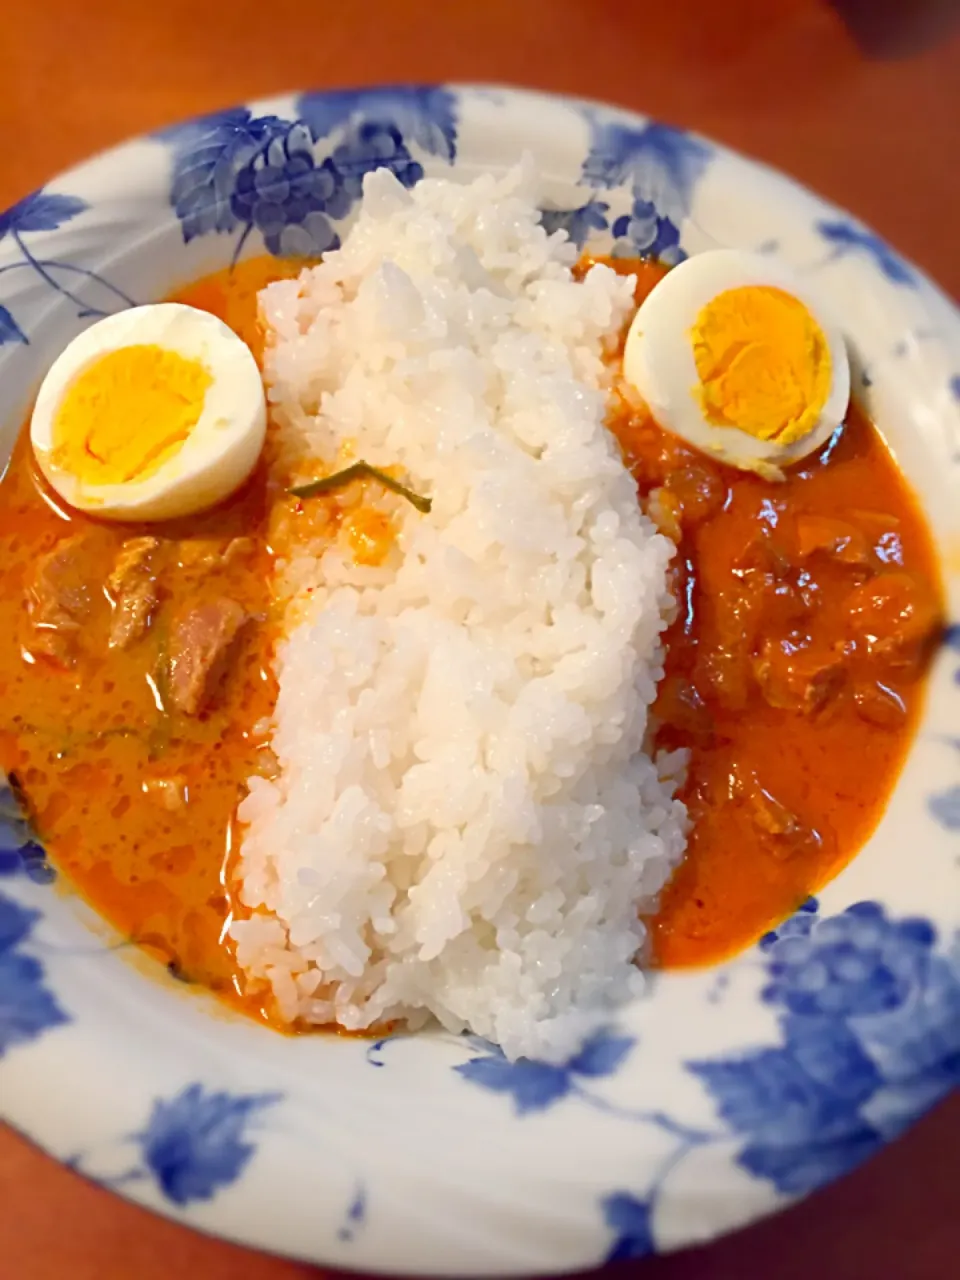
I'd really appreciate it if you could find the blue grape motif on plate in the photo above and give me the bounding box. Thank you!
[926,634,960,814]
[611,196,685,263]
[328,122,424,207]
[0,191,88,244]
[539,199,612,250]
[229,121,425,259]
[133,1083,282,1205]
[296,86,458,163]
[455,1028,635,1116]
[1,777,56,884]
[159,108,292,243]
[0,892,69,1058]
[690,900,960,1196]
[926,648,960,828]
[581,118,712,225]
[599,899,960,1259]
[929,784,960,830]
[0,190,134,342]
[0,304,26,347]
[602,1193,655,1262]
[229,121,347,259]
[816,220,916,286]
[71,1083,282,1207]
[0,304,26,350]
[337,1184,367,1243]
[161,89,459,262]
[539,193,685,263]
[542,114,707,260]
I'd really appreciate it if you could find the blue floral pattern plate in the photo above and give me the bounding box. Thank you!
[1,85,958,1275]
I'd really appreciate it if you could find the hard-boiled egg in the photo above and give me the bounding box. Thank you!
[30,303,266,521]
[622,250,850,476]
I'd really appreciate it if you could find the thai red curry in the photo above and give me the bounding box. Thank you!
[0,254,942,1026]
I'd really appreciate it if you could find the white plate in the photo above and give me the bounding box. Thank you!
[1,85,958,1275]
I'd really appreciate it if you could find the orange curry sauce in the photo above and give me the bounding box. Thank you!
[0,255,943,1028]
[594,258,942,965]
[0,257,306,1023]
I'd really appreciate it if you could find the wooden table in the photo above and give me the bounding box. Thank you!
[1,2,958,1276]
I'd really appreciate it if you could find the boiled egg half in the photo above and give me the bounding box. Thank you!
[623,250,851,476]
[30,303,266,521]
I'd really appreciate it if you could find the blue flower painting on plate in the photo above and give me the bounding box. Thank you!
[692,901,960,1194]
[0,892,68,1058]
[1,84,959,1277]
[452,898,960,1257]
[69,1084,282,1208]
[134,1084,281,1206]
[816,220,915,286]
[159,87,459,262]
[455,1029,635,1116]
[0,190,134,340]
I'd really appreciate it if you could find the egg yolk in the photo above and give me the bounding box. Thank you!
[51,345,212,485]
[691,286,831,445]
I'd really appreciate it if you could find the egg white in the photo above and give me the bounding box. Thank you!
[30,303,267,521]
[622,250,851,475]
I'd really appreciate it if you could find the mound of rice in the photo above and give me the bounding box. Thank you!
[231,164,688,1062]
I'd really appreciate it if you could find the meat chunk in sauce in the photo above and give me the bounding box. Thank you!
[662,463,726,529]
[176,536,255,570]
[654,675,714,745]
[167,597,249,715]
[753,635,846,715]
[853,680,908,729]
[844,572,940,666]
[794,514,873,567]
[729,765,822,862]
[107,537,160,650]
[221,536,255,567]
[697,579,768,711]
[24,535,101,666]
[142,775,187,811]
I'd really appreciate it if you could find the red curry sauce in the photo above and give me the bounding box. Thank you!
[0,258,308,1023]
[0,431,278,1017]
[595,259,942,965]
[0,255,943,1025]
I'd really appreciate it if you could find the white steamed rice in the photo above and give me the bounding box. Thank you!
[231,163,688,1063]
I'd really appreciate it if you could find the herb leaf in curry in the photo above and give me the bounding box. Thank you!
[291,461,432,514]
